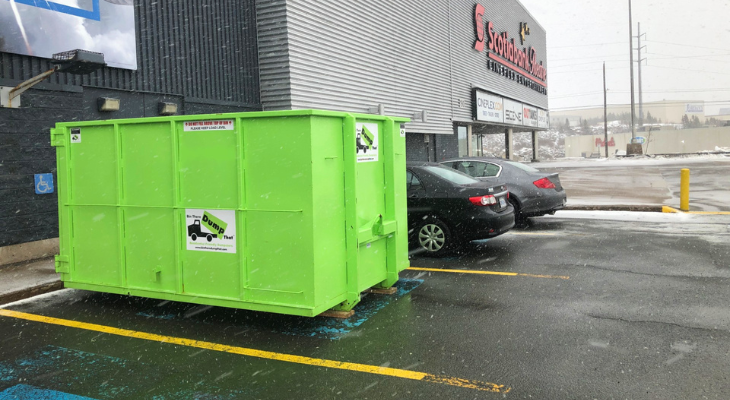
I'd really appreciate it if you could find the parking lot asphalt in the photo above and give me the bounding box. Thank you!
[1,211,729,399]
[538,156,730,211]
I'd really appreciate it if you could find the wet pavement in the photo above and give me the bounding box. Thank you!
[536,156,730,211]
[1,212,729,399]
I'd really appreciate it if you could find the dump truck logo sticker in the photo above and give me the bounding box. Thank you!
[183,120,234,132]
[356,122,379,163]
[186,209,236,253]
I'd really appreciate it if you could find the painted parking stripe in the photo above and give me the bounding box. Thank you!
[0,309,510,394]
[408,267,570,280]
[662,206,730,215]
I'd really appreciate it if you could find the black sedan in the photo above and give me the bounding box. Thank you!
[441,157,567,221]
[406,162,515,255]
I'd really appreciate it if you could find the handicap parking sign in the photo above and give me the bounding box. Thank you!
[34,173,54,195]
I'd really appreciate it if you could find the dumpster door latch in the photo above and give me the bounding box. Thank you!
[54,255,70,274]
[50,128,66,147]
[358,214,396,244]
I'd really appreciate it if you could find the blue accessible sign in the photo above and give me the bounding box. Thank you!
[34,174,54,194]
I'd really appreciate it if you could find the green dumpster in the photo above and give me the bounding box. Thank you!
[51,110,410,317]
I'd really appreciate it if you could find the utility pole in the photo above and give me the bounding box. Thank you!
[628,0,636,142]
[604,62,608,159]
[636,23,646,128]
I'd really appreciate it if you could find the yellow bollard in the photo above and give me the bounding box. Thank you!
[680,169,690,211]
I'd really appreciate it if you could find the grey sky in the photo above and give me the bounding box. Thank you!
[519,0,730,115]
[0,0,136,69]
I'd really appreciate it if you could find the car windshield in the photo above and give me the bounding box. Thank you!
[505,161,540,173]
[423,165,479,185]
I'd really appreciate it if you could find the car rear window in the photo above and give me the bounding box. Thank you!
[505,161,540,173]
[422,165,479,185]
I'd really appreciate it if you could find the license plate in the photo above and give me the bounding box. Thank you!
[499,197,507,208]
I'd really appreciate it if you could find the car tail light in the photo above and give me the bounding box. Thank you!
[469,195,497,206]
[533,178,556,189]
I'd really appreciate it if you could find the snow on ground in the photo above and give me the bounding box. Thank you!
[546,210,730,224]
[532,153,730,169]
[543,210,730,245]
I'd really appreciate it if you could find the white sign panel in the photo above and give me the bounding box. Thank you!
[0,0,137,69]
[503,99,524,126]
[685,104,704,114]
[184,120,235,132]
[356,122,379,163]
[475,91,504,123]
[523,106,539,127]
[185,209,237,254]
[538,109,549,129]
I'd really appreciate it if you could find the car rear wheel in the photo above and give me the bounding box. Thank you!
[509,198,525,223]
[417,218,452,255]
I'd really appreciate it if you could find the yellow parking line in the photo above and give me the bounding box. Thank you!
[408,267,569,280]
[662,206,730,215]
[0,309,510,394]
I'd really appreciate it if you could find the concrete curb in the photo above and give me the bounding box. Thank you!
[0,281,64,306]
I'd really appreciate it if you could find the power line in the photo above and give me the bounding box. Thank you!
[550,100,730,112]
[550,66,630,75]
[550,59,630,69]
[647,64,730,76]
[551,89,730,100]
[645,40,730,53]
[548,41,625,49]
[550,53,627,62]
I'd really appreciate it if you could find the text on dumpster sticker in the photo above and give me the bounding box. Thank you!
[356,122,379,163]
[185,209,237,253]
[183,120,234,132]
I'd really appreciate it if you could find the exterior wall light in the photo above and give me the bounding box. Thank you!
[97,97,120,112]
[158,102,178,115]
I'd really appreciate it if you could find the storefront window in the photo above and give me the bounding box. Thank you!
[457,126,468,157]
[471,134,483,157]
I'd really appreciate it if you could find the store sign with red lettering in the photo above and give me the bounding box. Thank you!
[473,4,547,95]
[596,137,616,147]
[183,120,235,132]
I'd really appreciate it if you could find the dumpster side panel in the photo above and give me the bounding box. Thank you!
[310,116,348,309]
[118,123,178,292]
[178,123,241,299]
[54,128,71,282]
[354,119,388,291]
[67,125,121,285]
[392,122,410,274]
[120,123,175,207]
[71,206,122,286]
[69,125,118,205]
[243,117,315,308]
[124,208,178,292]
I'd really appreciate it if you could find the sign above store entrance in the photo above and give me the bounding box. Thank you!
[474,90,549,129]
[473,4,547,95]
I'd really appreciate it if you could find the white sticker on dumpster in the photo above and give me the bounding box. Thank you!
[185,209,237,253]
[356,122,378,163]
[183,120,234,132]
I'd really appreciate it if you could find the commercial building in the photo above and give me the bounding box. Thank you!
[551,100,707,127]
[1,0,548,249]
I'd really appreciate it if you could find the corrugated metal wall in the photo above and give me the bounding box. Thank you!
[255,0,292,110]
[256,0,548,135]
[0,0,261,248]
[0,0,260,107]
